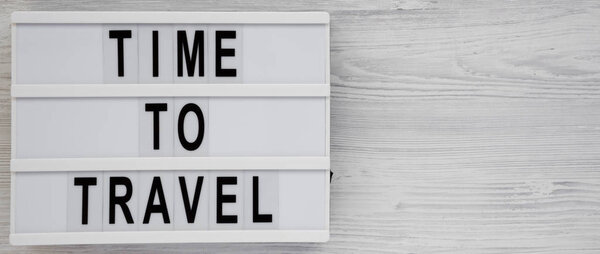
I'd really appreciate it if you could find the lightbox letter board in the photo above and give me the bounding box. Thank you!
[10,12,330,245]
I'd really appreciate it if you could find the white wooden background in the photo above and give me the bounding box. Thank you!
[1,0,600,253]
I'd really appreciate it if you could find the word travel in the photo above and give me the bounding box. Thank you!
[73,174,273,226]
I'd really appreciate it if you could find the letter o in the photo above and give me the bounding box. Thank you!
[177,103,205,151]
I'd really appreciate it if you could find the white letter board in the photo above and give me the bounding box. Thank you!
[10,11,330,245]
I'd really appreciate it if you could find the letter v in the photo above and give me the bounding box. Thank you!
[178,176,204,223]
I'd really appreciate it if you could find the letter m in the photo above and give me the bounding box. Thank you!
[177,30,204,77]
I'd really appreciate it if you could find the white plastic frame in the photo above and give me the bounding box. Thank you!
[10,11,330,245]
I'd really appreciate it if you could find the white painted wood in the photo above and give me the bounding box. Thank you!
[2,0,600,253]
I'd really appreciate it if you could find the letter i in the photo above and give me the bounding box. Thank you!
[152,30,159,77]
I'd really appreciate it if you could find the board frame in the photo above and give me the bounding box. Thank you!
[10,11,330,245]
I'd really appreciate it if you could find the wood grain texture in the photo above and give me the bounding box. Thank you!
[1,0,600,253]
